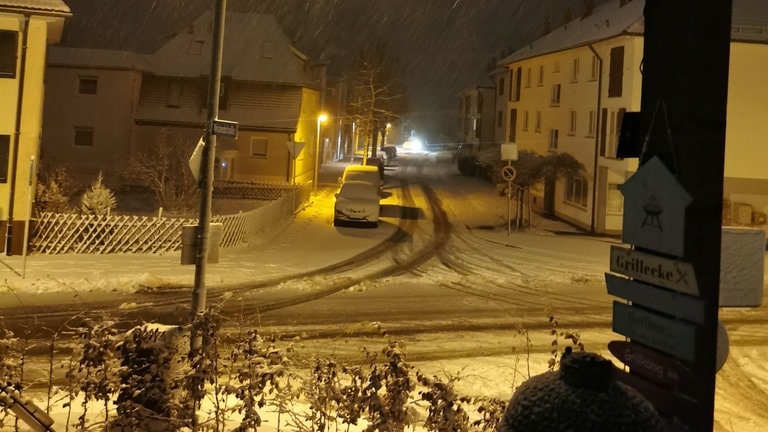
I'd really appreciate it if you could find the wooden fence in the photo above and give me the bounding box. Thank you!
[30,183,310,255]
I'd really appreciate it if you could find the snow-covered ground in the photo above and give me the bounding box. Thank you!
[2,160,767,431]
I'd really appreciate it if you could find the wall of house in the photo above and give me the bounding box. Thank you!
[0,14,61,253]
[723,41,768,230]
[41,66,141,184]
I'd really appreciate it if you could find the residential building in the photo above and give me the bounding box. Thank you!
[459,77,496,154]
[0,0,70,254]
[499,0,768,235]
[41,10,323,189]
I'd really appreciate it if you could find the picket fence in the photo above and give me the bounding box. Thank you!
[30,184,310,255]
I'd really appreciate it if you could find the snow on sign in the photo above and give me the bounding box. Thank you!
[619,156,692,257]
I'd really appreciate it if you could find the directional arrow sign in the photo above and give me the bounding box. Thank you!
[612,302,697,362]
[605,273,705,324]
[609,246,699,296]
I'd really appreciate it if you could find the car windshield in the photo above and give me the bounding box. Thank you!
[339,182,378,199]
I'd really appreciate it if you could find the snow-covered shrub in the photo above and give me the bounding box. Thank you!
[80,172,117,216]
[35,165,76,213]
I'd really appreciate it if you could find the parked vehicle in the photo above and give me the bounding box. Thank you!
[340,164,382,187]
[333,180,381,228]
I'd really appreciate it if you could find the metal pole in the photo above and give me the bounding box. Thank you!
[313,118,320,193]
[22,156,34,278]
[191,0,226,353]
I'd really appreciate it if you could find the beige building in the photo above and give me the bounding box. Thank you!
[459,78,496,154]
[42,10,323,188]
[499,0,768,234]
[0,0,70,254]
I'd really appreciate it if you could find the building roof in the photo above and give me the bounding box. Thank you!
[0,0,70,15]
[499,0,768,66]
[48,10,316,87]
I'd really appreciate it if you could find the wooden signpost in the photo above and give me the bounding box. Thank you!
[606,2,731,430]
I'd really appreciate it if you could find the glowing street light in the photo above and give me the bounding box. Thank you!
[313,113,328,193]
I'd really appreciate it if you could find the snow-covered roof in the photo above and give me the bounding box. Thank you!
[499,0,768,66]
[48,10,316,87]
[499,0,645,65]
[0,0,70,15]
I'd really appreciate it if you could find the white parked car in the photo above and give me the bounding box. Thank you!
[333,180,380,228]
[339,164,382,187]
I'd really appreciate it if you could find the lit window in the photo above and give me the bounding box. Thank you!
[74,127,94,147]
[250,137,268,158]
[78,76,98,95]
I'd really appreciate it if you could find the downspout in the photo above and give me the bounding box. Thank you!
[588,44,603,234]
[6,14,31,255]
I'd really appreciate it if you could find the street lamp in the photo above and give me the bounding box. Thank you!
[313,113,328,193]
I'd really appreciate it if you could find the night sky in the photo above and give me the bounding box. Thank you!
[60,0,612,139]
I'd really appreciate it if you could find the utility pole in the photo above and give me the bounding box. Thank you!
[191,0,227,354]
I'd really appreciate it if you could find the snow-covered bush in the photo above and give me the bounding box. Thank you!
[80,172,117,216]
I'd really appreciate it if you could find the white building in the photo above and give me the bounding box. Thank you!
[499,0,768,235]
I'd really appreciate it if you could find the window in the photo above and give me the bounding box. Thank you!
[569,110,578,135]
[551,84,561,106]
[522,111,529,131]
[590,55,600,80]
[553,59,560,73]
[497,110,503,127]
[608,46,625,97]
[535,111,542,132]
[78,76,98,94]
[525,67,531,88]
[167,81,182,108]
[513,67,522,101]
[606,183,624,214]
[498,77,505,96]
[537,65,544,86]
[0,135,9,183]
[218,77,231,110]
[250,137,268,158]
[74,127,94,147]
[571,57,580,82]
[601,108,625,158]
[0,31,18,78]
[587,110,596,136]
[509,109,517,142]
[508,69,514,101]
[549,129,559,150]
[565,176,588,207]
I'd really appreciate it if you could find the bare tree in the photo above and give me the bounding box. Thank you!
[347,42,407,161]
[120,130,199,215]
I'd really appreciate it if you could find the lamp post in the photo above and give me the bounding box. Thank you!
[313,113,328,193]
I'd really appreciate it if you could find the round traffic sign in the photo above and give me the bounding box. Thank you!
[501,165,517,181]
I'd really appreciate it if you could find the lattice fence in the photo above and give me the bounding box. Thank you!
[30,185,308,255]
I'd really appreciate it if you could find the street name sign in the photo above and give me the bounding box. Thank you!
[609,246,698,296]
[212,119,238,138]
[620,156,692,257]
[605,273,705,324]
[608,340,696,392]
[612,302,697,362]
